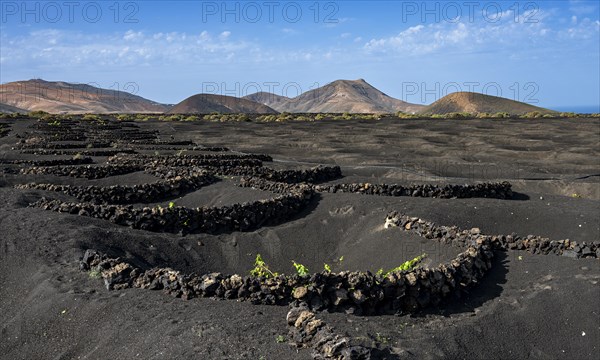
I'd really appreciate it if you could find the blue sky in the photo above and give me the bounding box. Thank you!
[1,0,599,110]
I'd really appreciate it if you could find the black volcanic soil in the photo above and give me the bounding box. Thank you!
[1,117,599,359]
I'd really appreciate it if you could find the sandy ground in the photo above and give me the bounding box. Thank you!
[0,117,598,359]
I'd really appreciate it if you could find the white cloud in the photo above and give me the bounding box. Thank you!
[362,8,597,56]
[0,29,253,69]
[199,31,210,41]
[364,24,450,55]
[0,28,352,72]
[561,18,600,40]
[123,30,143,41]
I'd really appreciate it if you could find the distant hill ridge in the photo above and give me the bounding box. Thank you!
[1,79,558,115]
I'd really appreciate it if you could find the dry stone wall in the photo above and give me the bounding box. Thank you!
[32,185,314,234]
[20,164,144,179]
[241,177,513,199]
[16,172,218,204]
[385,212,600,259]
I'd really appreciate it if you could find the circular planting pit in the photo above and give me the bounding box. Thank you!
[154,180,286,209]
[16,171,219,205]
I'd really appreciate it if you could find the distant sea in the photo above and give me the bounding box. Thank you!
[550,105,600,114]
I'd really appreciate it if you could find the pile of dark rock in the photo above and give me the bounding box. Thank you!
[150,158,264,168]
[128,139,195,146]
[107,154,268,169]
[0,157,94,166]
[239,177,316,193]
[15,142,111,150]
[316,181,513,199]
[31,185,314,233]
[229,166,342,184]
[119,140,230,151]
[20,164,144,179]
[16,172,218,204]
[20,149,136,156]
[144,165,210,180]
[120,145,207,151]
[290,247,492,314]
[287,305,371,359]
[170,152,272,162]
[240,178,513,200]
[194,146,230,152]
[251,165,342,184]
[385,212,600,259]
[109,153,273,164]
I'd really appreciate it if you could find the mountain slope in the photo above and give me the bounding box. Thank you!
[0,102,27,113]
[0,79,169,114]
[245,79,425,114]
[421,92,556,115]
[168,94,278,114]
[242,92,290,112]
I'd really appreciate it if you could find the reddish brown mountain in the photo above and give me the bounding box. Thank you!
[420,92,556,115]
[244,79,425,114]
[0,79,169,114]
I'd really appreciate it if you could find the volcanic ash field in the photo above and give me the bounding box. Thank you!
[0,117,599,359]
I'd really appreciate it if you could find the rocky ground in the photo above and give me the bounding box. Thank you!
[0,116,598,359]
